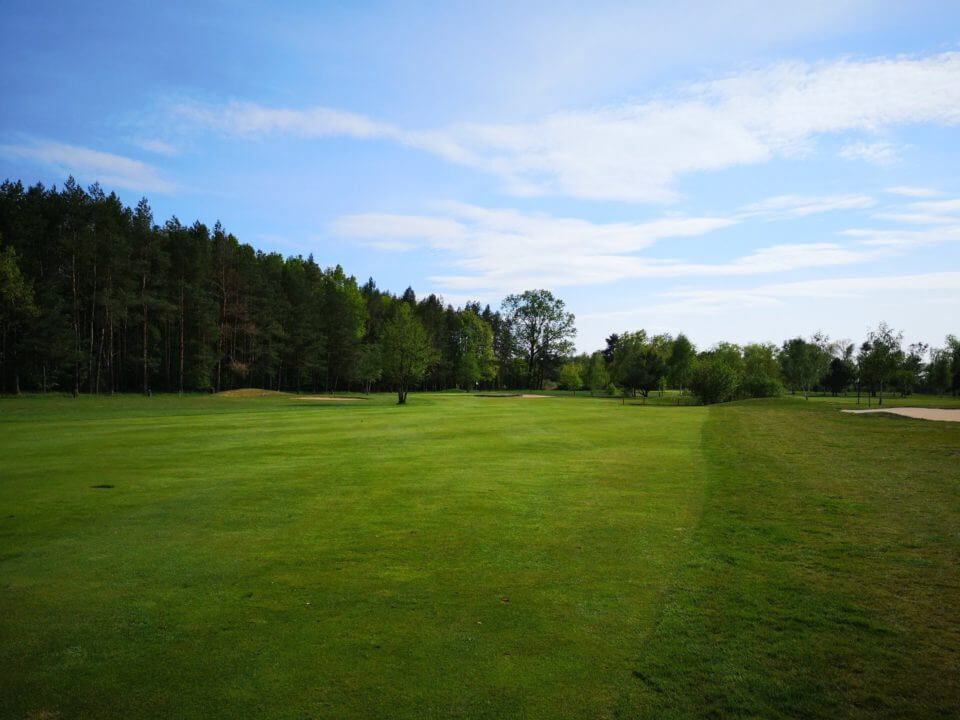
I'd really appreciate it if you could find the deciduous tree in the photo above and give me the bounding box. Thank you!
[501,289,576,390]
[380,304,433,404]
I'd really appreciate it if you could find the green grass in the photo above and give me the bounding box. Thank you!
[1,393,958,718]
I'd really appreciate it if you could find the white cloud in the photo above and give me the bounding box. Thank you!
[335,204,739,291]
[332,204,886,294]
[840,225,960,248]
[574,269,960,350]
[738,193,876,219]
[330,214,468,247]
[872,212,956,225]
[839,141,899,165]
[885,186,941,197]
[908,197,960,214]
[177,52,960,202]
[869,196,960,226]
[135,139,180,156]
[644,271,960,316]
[174,101,395,140]
[0,140,176,193]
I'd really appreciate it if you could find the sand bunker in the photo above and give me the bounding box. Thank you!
[842,407,960,422]
[216,388,288,398]
[477,393,554,398]
[296,396,366,402]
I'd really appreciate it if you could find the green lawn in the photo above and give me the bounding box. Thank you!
[1,393,958,719]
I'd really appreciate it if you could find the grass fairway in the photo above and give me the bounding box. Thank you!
[1,394,958,718]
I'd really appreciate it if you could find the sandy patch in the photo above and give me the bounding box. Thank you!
[216,388,288,398]
[476,393,554,398]
[841,407,960,422]
[296,396,366,402]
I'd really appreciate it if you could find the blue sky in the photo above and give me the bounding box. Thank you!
[2,0,959,352]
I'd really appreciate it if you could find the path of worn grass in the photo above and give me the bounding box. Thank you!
[634,399,960,718]
[0,394,709,719]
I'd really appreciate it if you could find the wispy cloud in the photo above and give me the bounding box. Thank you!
[839,141,899,165]
[870,196,960,226]
[174,101,396,140]
[738,193,876,219]
[644,271,960,316]
[135,139,180,156]
[840,224,960,248]
[331,203,887,294]
[908,197,960,214]
[173,52,960,203]
[0,140,176,193]
[872,212,956,225]
[885,185,942,197]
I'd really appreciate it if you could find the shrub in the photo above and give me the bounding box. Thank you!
[690,356,741,404]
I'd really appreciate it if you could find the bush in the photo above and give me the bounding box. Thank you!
[690,356,740,404]
[740,376,782,398]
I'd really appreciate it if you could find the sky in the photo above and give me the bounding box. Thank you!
[1,0,959,353]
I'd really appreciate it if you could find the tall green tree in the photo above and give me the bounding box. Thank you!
[501,289,576,389]
[454,308,496,389]
[131,198,169,395]
[0,243,37,393]
[926,345,953,395]
[352,343,382,394]
[690,346,743,404]
[894,343,927,397]
[585,351,609,395]
[741,343,782,398]
[779,337,827,399]
[667,333,695,396]
[611,330,669,398]
[318,265,366,392]
[946,335,960,395]
[380,303,434,404]
[823,353,855,396]
[858,323,903,405]
[558,360,583,392]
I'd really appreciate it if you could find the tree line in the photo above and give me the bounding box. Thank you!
[560,324,960,404]
[1,178,957,404]
[0,179,577,401]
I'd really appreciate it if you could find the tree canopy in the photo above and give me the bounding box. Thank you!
[380,304,434,404]
[1,177,956,403]
[500,289,576,390]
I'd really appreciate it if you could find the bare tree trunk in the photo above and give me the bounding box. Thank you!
[95,327,104,394]
[0,326,5,394]
[179,280,185,394]
[0,327,7,394]
[164,318,171,391]
[142,272,149,396]
[216,266,227,392]
[71,250,80,397]
[88,260,97,393]
[107,304,114,394]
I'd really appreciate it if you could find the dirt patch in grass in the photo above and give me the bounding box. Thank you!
[841,407,960,422]
[216,388,289,398]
